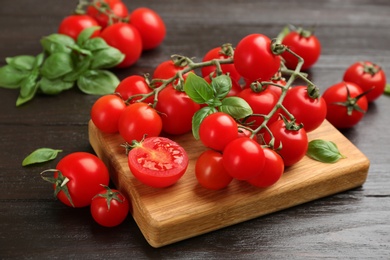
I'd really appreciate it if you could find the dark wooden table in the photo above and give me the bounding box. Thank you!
[1,0,389,258]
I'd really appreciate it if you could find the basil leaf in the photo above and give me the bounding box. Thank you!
[77,26,101,46]
[6,55,36,71]
[211,74,232,100]
[41,52,74,80]
[22,148,63,166]
[83,37,110,51]
[63,57,91,82]
[0,65,29,89]
[384,83,390,95]
[39,77,74,95]
[77,69,119,95]
[306,139,345,163]
[40,34,75,54]
[219,96,253,119]
[90,47,125,69]
[184,72,215,104]
[192,106,217,140]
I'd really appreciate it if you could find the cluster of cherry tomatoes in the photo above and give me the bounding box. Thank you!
[58,0,166,68]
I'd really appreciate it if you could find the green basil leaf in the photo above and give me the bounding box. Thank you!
[83,37,110,51]
[77,26,101,46]
[6,55,36,71]
[40,34,75,54]
[0,65,29,89]
[384,83,390,95]
[211,74,232,100]
[77,69,120,95]
[41,52,74,80]
[22,148,63,166]
[16,82,39,106]
[39,77,74,95]
[306,139,345,163]
[219,96,253,119]
[90,47,125,69]
[184,72,215,104]
[63,57,91,82]
[192,106,217,140]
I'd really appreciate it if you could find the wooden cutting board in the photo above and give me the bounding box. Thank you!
[88,119,370,248]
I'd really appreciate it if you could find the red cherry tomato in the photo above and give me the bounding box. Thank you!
[90,186,130,227]
[91,94,126,134]
[222,137,266,180]
[195,150,233,190]
[86,0,129,28]
[263,119,308,167]
[130,7,166,50]
[199,112,238,151]
[343,61,386,102]
[115,75,154,104]
[152,59,193,87]
[58,14,100,40]
[282,85,327,132]
[100,22,142,68]
[247,148,284,188]
[155,86,200,135]
[201,46,241,82]
[118,102,162,142]
[234,34,281,82]
[50,152,110,208]
[281,30,321,70]
[127,137,189,188]
[322,81,368,129]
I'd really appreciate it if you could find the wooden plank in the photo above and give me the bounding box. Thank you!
[88,119,370,248]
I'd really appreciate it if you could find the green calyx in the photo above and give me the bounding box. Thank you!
[93,185,124,210]
[40,169,75,207]
[332,84,368,116]
[280,114,304,131]
[307,84,320,99]
[361,61,381,76]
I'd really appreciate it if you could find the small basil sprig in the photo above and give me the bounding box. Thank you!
[0,27,124,106]
[184,72,253,139]
[22,148,63,166]
[306,139,346,163]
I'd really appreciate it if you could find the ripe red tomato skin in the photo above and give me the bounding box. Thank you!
[247,148,284,188]
[195,150,233,190]
[86,0,129,29]
[234,34,281,82]
[90,189,130,227]
[263,119,308,167]
[281,31,321,70]
[343,61,386,102]
[100,23,142,68]
[54,152,110,208]
[118,102,162,143]
[130,7,166,50]
[128,137,189,188]
[155,86,200,135]
[201,47,241,82]
[199,112,238,151]
[322,82,368,129]
[115,75,154,104]
[91,94,126,134]
[58,15,100,40]
[282,86,327,132]
[222,137,266,180]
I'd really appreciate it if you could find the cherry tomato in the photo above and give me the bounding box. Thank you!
[234,34,281,82]
[282,85,327,132]
[91,94,126,134]
[115,75,154,104]
[322,81,368,129]
[238,88,280,130]
[281,29,321,70]
[195,150,233,190]
[343,61,386,102]
[268,77,287,98]
[49,152,110,208]
[100,22,142,68]
[155,86,200,135]
[201,46,241,82]
[263,119,308,167]
[222,137,266,180]
[86,0,129,28]
[199,112,238,151]
[127,137,189,188]
[90,186,130,227]
[152,59,193,87]
[118,102,162,143]
[130,7,166,50]
[58,14,100,40]
[247,148,284,188]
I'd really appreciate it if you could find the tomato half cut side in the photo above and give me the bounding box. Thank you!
[127,137,189,188]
